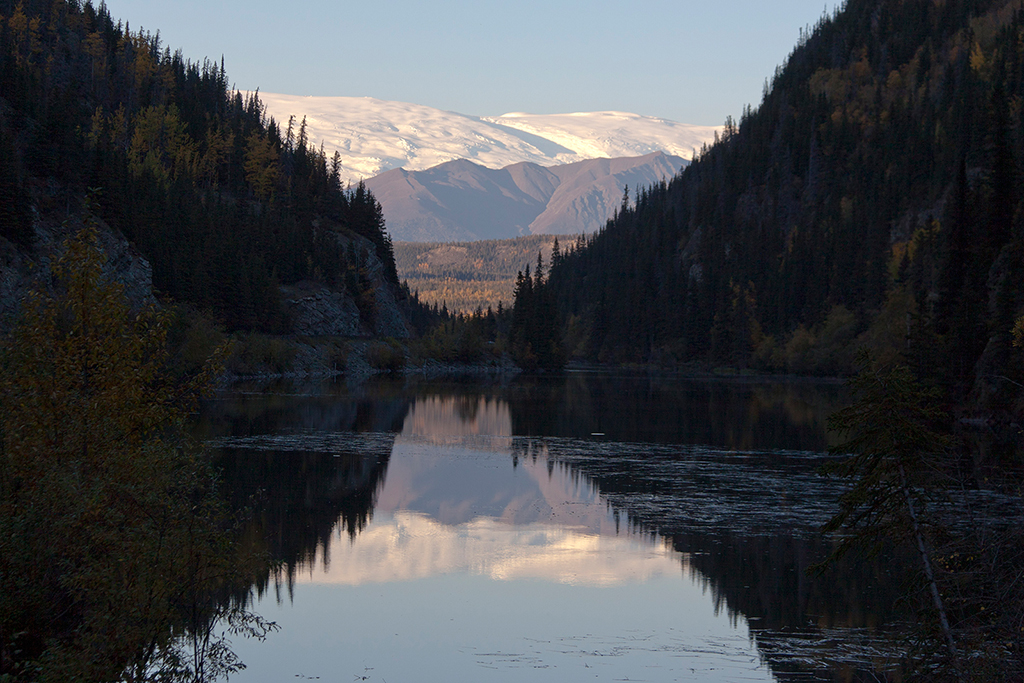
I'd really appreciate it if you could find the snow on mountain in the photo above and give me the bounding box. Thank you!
[482,111,713,161]
[256,93,720,185]
[364,152,686,242]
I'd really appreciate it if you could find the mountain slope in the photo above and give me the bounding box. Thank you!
[481,111,709,160]
[0,0,413,337]
[521,0,1024,400]
[510,8,1024,672]
[533,153,684,235]
[255,93,718,184]
[365,152,685,242]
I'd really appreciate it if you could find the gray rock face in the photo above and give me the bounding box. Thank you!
[358,240,410,339]
[282,283,364,337]
[0,213,155,331]
[281,232,410,339]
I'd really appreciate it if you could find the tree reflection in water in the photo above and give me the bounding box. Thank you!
[203,374,907,682]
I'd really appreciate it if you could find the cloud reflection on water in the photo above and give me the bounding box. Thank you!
[210,380,883,682]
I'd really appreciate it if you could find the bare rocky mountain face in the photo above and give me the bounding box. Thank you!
[0,213,154,331]
[365,152,686,242]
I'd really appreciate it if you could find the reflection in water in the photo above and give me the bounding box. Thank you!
[402,394,512,440]
[507,373,847,450]
[297,511,682,587]
[196,377,413,441]
[205,376,900,682]
[205,383,409,588]
[215,435,394,590]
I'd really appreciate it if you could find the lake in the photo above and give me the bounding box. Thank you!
[199,373,907,683]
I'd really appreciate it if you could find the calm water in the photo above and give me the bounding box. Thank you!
[199,373,905,683]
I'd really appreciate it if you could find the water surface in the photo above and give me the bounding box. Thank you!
[202,374,902,682]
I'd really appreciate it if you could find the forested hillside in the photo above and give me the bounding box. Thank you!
[0,0,407,333]
[522,0,1024,408]
[507,6,1024,674]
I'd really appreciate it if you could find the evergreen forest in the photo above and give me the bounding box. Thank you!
[516,0,1024,414]
[0,0,407,332]
[5,0,1024,679]
[507,5,1024,675]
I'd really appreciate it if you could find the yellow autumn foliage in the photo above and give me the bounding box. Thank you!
[0,216,260,681]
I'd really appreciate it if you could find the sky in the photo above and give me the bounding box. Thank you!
[100,0,839,126]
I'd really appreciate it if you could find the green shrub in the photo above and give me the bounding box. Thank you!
[167,305,229,377]
[226,334,297,375]
[367,338,406,373]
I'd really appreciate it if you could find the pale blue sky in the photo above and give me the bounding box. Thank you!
[100,0,837,125]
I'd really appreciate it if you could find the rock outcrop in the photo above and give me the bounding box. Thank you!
[282,282,364,337]
[281,231,410,339]
[0,212,154,331]
[356,237,410,339]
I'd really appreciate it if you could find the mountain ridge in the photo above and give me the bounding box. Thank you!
[255,93,718,184]
[365,151,685,242]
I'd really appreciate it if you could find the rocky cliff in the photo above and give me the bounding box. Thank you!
[281,231,410,339]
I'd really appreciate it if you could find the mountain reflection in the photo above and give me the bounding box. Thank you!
[205,376,899,682]
[296,511,681,587]
[400,393,512,442]
[205,379,410,588]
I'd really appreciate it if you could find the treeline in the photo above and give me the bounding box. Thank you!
[518,0,1024,410]
[0,0,409,331]
[509,254,564,370]
[410,305,507,365]
[395,234,566,313]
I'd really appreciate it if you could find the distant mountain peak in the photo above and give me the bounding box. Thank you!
[365,152,687,242]
[255,93,721,185]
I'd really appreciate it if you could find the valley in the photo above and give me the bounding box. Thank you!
[394,234,568,313]
[3,1,1024,681]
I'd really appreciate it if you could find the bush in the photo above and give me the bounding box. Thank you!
[226,333,297,375]
[367,338,406,373]
[0,225,266,681]
[167,305,229,377]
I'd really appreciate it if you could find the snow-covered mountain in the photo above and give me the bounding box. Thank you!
[364,152,685,242]
[256,93,720,185]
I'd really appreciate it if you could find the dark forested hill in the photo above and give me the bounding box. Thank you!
[0,0,409,334]
[521,0,1024,407]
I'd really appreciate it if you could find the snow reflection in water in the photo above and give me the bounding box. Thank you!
[220,428,774,682]
[208,386,902,682]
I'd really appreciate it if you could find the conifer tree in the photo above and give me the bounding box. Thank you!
[0,128,33,248]
[823,359,961,679]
